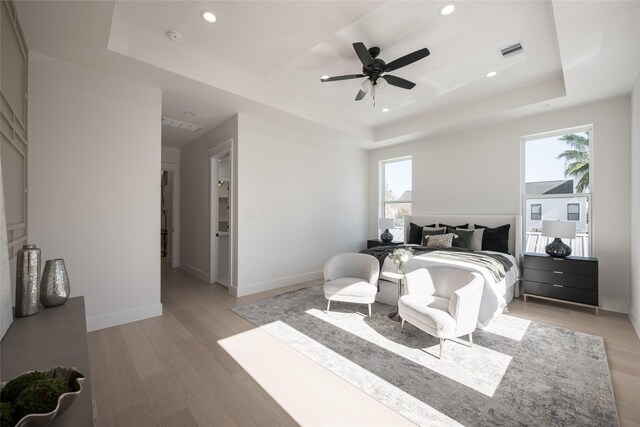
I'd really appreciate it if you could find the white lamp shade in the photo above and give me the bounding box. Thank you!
[378,218,395,230]
[541,220,576,239]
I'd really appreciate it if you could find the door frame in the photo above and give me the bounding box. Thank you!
[208,139,234,287]
[161,162,180,268]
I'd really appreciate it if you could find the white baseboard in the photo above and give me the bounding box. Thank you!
[629,305,640,339]
[181,262,210,282]
[233,270,323,297]
[87,303,163,332]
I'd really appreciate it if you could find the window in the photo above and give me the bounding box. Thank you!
[380,157,412,240]
[567,203,580,221]
[523,127,591,256]
[531,204,542,220]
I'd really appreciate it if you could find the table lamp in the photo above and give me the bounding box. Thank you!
[542,220,576,257]
[378,218,396,243]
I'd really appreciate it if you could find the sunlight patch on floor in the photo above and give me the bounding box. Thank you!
[483,314,531,341]
[307,308,512,397]
[220,321,463,427]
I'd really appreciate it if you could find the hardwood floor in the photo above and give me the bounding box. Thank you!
[89,263,640,426]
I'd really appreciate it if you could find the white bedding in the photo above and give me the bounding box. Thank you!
[377,248,520,329]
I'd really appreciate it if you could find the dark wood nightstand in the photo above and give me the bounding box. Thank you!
[522,252,599,315]
[366,239,403,249]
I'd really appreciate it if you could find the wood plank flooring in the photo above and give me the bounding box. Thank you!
[89,263,640,426]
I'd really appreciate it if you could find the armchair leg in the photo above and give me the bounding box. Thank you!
[326,300,331,313]
[469,333,473,347]
[400,318,405,332]
[439,339,444,359]
[368,304,372,318]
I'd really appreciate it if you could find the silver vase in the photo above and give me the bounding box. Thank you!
[40,259,70,307]
[15,244,41,317]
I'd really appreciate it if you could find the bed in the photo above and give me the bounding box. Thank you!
[369,214,521,329]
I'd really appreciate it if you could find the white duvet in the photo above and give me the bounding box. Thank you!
[378,248,520,328]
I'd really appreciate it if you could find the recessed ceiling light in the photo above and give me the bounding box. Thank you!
[320,75,330,80]
[382,108,390,112]
[439,4,456,16]
[486,71,497,78]
[200,10,217,23]
[183,111,196,117]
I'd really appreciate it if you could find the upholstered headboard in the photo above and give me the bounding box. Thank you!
[404,214,522,257]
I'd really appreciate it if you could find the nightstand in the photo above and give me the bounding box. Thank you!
[366,239,403,249]
[522,253,599,315]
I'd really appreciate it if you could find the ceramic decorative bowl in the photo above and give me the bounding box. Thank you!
[0,367,84,427]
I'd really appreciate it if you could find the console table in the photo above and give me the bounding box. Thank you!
[0,297,94,426]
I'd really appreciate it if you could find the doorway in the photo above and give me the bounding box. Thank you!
[209,141,233,287]
[161,163,180,268]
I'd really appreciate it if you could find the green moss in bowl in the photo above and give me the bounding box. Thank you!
[1,402,14,426]
[14,378,69,421]
[0,372,47,403]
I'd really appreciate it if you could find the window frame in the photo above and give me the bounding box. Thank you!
[530,203,542,221]
[520,125,593,256]
[567,203,580,221]
[379,156,412,234]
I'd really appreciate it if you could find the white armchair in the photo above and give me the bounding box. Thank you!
[323,253,380,318]
[398,267,483,358]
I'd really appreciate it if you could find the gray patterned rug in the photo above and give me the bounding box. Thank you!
[231,285,618,427]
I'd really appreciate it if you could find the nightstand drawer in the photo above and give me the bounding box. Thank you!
[524,255,598,276]
[523,281,598,306]
[523,268,598,291]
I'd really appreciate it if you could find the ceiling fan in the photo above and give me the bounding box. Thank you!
[320,42,430,103]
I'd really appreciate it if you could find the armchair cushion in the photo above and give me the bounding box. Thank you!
[398,295,456,336]
[324,278,377,300]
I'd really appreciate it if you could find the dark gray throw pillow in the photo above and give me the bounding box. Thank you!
[421,227,446,245]
[439,223,469,229]
[474,224,511,253]
[445,227,474,249]
[408,222,436,244]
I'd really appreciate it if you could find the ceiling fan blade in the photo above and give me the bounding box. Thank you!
[353,42,374,67]
[384,48,430,72]
[382,75,416,90]
[320,74,365,82]
[355,90,368,101]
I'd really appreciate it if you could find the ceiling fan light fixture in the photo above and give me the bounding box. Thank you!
[200,10,217,23]
[382,108,390,112]
[486,71,497,78]
[361,79,373,93]
[439,4,456,16]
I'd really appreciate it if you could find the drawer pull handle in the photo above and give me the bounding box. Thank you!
[552,284,564,288]
[552,271,564,274]
[553,258,564,261]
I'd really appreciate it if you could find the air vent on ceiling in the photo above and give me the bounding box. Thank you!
[161,117,202,132]
[499,42,524,58]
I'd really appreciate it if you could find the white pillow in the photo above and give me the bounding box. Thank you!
[463,227,484,251]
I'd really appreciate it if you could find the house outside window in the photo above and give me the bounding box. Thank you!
[531,204,542,220]
[380,157,412,241]
[523,127,592,256]
[567,203,580,221]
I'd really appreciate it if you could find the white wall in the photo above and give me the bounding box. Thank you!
[162,146,180,166]
[368,96,632,313]
[630,73,640,336]
[236,114,368,296]
[28,52,162,330]
[180,115,238,282]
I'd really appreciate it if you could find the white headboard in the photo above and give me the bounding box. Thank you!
[404,214,522,258]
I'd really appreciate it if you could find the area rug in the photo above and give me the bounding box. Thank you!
[231,285,618,427]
